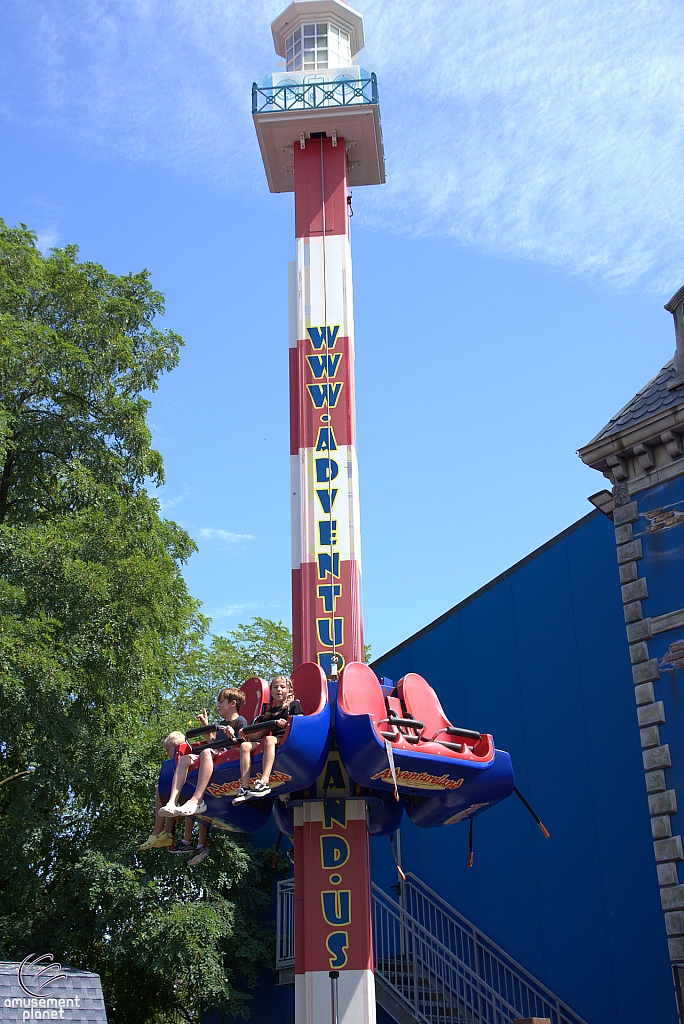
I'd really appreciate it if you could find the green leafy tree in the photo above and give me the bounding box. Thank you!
[0,221,181,525]
[0,222,286,1024]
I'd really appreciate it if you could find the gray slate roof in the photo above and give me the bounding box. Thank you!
[590,358,684,443]
[0,962,107,1024]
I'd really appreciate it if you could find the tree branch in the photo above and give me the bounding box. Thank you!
[0,768,33,788]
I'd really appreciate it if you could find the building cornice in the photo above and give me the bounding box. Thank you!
[578,401,684,493]
[581,403,684,468]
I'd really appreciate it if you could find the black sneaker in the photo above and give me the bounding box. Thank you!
[169,840,194,855]
[246,779,271,800]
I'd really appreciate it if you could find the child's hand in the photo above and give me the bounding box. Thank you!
[221,724,235,738]
[276,718,287,728]
[198,709,209,726]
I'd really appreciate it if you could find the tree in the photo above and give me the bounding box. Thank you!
[0,222,286,1024]
[0,220,182,525]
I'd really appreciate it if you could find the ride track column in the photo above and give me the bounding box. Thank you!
[294,798,375,1024]
[290,136,375,1023]
[289,135,364,677]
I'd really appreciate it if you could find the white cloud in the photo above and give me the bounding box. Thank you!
[156,489,188,513]
[209,602,260,620]
[35,228,58,252]
[4,0,684,291]
[197,528,255,542]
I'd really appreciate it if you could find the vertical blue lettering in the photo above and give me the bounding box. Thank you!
[318,652,346,675]
[315,458,339,482]
[307,383,344,408]
[307,354,343,379]
[324,799,347,829]
[317,618,344,646]
[320,835,350,868]
[317,584,341,612]
[318,552,340,579]
[316,489,338,514]
[326,932,349,969]
[315,426,338,452]
[322,891,352,927]
[307,326,340,350]
[318,520,337,546]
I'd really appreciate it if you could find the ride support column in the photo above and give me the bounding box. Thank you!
[290,136,374,1023]
[293,798,375,1024]
[289,135,364,676]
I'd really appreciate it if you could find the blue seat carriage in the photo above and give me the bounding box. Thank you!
[158,661,514,834]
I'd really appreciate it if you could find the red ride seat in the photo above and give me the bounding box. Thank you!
[396,674,450,740]
[242,677,271,721]
[337,662,387,723]
[396,673,494,760]
[290,662,327,716]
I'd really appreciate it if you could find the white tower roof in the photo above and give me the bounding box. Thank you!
[271,0,365,61]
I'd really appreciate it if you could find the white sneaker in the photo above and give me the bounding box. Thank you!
[159,801,180,815]
[177,799,207,816]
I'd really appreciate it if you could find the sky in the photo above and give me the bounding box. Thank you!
[1,0,683,659]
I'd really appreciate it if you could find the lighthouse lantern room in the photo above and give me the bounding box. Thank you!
[252,0,384,193]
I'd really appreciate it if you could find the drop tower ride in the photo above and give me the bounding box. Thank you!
[253,3,384,1021]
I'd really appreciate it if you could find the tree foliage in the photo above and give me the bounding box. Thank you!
[0,222,289,1024]
[0,220,182,525]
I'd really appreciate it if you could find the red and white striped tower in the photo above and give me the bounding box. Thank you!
[289,131,363,676]
[253,3,385,1021]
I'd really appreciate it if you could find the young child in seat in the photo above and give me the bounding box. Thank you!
[140,731,187,851]
[160,687,248,820]
[232,676,303,804]
[139,731,211,864]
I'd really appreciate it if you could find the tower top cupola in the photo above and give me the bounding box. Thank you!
[271,0,365,71]
[253,0,383,193]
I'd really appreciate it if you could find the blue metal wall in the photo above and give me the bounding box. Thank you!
[372,509,675,1024]
[632,475,684,866]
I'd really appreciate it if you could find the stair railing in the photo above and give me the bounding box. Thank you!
[276,873,588,1024]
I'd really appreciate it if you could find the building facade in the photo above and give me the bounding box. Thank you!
[372,508,675,1024]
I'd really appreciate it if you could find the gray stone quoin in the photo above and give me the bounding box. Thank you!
[578,285,684,986]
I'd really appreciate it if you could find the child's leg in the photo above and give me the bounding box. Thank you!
[183,817,194,843]
[153,786,165,834]
[186,749,215,805]
[260,735,278,785]
[188,823,210,865]
[140,791,177,849]
[240,740,258,787]
[165,754,193,807]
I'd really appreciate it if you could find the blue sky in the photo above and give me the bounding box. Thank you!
[2,0,683,658]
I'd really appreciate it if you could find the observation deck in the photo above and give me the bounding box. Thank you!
[252,67,385,192]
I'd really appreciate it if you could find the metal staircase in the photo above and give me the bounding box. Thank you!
[276,873,589,1024]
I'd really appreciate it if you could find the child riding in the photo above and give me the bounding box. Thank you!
[232,676,303,804]
[160,687,248,817]
[139,731,210,864]
[140,731,187,850]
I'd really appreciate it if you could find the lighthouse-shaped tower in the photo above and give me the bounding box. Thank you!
[254,0,384,678]
[253,4,385,1021]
